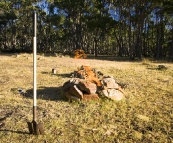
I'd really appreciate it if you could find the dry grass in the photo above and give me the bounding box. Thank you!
[0,53,172,143]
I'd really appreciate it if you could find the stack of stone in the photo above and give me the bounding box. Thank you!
[74,49,87,59]
[62,76,124,101]
[63,78,99,101]
[100,76,124,101]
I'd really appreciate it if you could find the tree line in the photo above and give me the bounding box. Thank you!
[0,0,173,60]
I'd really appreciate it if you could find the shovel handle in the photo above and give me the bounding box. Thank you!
[33,36,37,106]
[33,12,37,107]
[33,12,37,37]
[33,106,36,121]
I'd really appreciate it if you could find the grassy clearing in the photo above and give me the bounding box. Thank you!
[0,53,172,143]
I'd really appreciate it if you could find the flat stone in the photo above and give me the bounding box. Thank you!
[102,90,108,97]
[78,80,97,94]
[102,77,119,89]
[107,89,124,100]
[68,85,83,99]
[62,78,79,92]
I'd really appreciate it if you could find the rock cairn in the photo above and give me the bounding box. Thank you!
[63,79,99,101]
[62,65,125,101]
[74,49,87,59]
[99,76,124,101]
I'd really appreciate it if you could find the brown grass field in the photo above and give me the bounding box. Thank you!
[0,53,173,143]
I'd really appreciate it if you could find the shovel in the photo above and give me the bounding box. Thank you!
[27,12,44,135]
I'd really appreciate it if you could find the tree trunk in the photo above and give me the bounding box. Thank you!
[94,38,98,57]
[171,29,173,61]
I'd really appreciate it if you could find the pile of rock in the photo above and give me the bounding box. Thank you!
[63,79,99,101]
[63,66,125,101]
[71,65,103,86]
[99,76,124,101]
[74,49,87,59]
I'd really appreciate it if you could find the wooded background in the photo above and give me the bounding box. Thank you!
[0,0,173,60]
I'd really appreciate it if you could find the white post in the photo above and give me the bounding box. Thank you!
[33,37,37,106]
[33,12,37,107]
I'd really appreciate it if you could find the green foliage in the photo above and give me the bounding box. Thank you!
[0,0,173,60]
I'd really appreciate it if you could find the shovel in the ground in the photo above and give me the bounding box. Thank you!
[27,12,44,135]
[27,107,44,135]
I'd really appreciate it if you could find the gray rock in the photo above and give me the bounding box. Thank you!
[107,89,124,100]
[102,77,119,89]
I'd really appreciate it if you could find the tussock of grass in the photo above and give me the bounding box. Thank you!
[0,53,172,142]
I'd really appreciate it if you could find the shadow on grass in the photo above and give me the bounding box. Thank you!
[25,86,67,101]
[146,67,167,71]
[19,72,70,102]
[86,55,143,62]
[56,73,72,78]
[0,129,30,135]
[146,67,158,70]
[41,71,72,78]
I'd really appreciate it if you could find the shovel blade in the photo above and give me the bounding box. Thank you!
[37,123,45,135]
[27,121,34,134]
[27,121,45,135]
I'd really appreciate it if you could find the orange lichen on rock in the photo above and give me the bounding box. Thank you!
[64,66,126,101]
[75,65,102,87]
[74,49,87,59]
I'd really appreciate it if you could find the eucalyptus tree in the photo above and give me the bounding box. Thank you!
[51,0,89,52]
[146,0,173,60]
[1,0,172,59]
[85,0,113,56]
[48,0,114,56]
[127,0,163,59]
[162,0,173,60]
[151,0,165,59]
[109,0,167,59]
[0,0,17,51]
[0,0,44,52]
[131,0,151,59]
[15,0,41,52]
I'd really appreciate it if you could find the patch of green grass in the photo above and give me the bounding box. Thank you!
[0,54,172,142]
